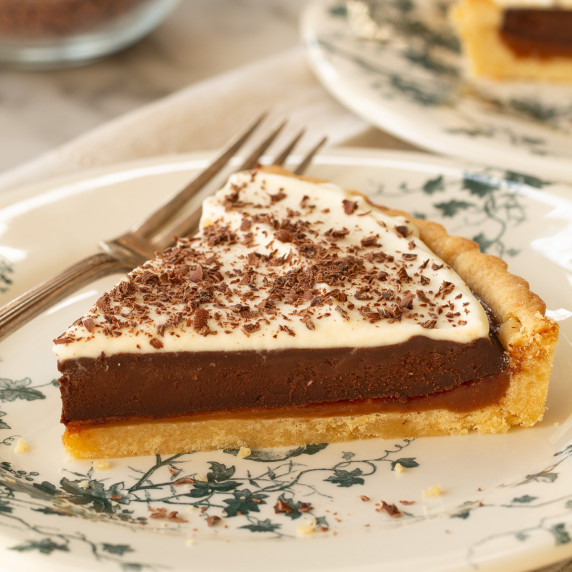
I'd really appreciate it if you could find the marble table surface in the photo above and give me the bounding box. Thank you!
[0,0,315,174]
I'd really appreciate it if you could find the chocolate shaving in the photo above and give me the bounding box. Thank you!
[355,292,373,301]
[206,515,222,527]
[437,281,455,298]
[193,308,211,336]
[402,253,417,261]
[275,229,293,243]
[361,235,380,248]
[270,191,287,203]
[361,310,382,323]
[96,295,112,313]
[119,278,136,295]
[380,304,402,321]
[173,477,196,485]
[377,501,403,518]
[240,218,252,231]
[399,294,414,310]
[416,290,431,304]
[274,498,312,514]
[82,318,95,333]
[335,306,349,320]
[187,264,204,283]
[397,267,410,282]
[274,499,293,514]
[325,228,350,241]
[148,507,188,523]
[336,291,347,302]
[242,322,260,335]
[342,199,357,214]
[394,225,410,238]
[138,271,157,285]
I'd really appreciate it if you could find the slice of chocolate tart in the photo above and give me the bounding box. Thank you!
[53,166,559,458]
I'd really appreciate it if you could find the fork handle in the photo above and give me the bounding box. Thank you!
[0,252,123,342]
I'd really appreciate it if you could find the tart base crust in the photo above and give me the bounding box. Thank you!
[450,0,572,82]
[61,166,559,459]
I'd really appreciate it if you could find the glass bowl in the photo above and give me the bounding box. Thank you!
[0,0,180,69]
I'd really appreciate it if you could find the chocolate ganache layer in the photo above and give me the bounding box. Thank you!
[59,334,507,424]
[501,9,572,58]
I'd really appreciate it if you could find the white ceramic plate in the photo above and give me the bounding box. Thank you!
[301,0,572,183]
[0,149,571,572]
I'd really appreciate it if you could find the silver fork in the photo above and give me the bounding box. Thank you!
[0,115,327,341]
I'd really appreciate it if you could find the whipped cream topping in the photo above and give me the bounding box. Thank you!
[54,170,491,360]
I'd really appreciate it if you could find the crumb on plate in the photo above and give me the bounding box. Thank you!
[237,446,251,459]
[393,462,407,474]
[14,439,29,454]
[297,519,318,537]
[423,484,443,497]
[93,459,112,471]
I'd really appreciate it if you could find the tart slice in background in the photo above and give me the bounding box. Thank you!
[450,0,572,81]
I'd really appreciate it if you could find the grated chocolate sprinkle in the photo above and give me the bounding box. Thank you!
[394,225,410,238]
[270,191,287,203]
[361,235,380,248]
[275,229,294,243]
[187,264,204,283]
[376,501,403,518]
[193,308,211,336]
[342,199,358,215]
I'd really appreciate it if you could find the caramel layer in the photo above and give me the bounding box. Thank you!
[58,335,507,424]
[501,9,572,58]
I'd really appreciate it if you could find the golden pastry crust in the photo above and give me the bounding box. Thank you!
[450,0,572,82]
[62,167,559,459]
